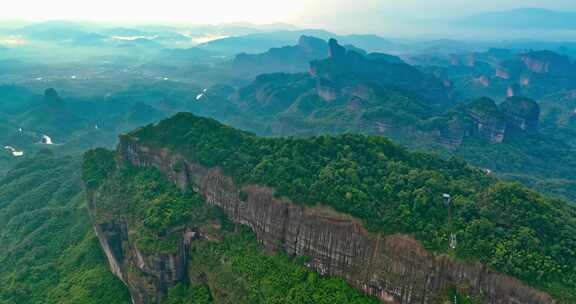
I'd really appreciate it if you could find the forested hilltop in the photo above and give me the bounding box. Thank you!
[126,113,576,302]
[188,39,576,203]
[83,149,384,304]
[1,16,576,304]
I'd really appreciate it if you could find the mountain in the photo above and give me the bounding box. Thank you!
[458,8,576,30]
[0,83,209,176]
[418,48,576,101]
[427,96,540,146]
[540,90,576,132]
[82,112,576,303]
[102,27,148,37]
[2,21,576,303]
[214,38,450,134]
[7,22,192,48]
[0,152,130,303]
[72,32,109,46]
[189,40,576,203]
[229,35,369,77]
[115,38,163,48]
[16,21,90,41]
[408,39,478,55]
[310,39,450,107]
[216,21,299,32]
[199,30,394,54]
[17,88,84,137]
[102,27,191,45]
[198,29,336,54]
[338,34,395,52]
[83,146,380,304]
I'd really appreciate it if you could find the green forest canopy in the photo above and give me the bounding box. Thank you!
[85,155,384,304]
[127,112,576,301]
[0,151,130,304]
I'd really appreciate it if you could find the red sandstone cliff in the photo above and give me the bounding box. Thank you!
[87,136,557,304]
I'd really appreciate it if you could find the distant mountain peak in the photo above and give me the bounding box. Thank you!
[298,35,326,52]
[457,7,576,30]
[42,88,68,112]
[44,88,60,100]
[328,39,346,59]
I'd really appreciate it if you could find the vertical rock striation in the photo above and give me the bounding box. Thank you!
[95,136,557,304]
[87,190,199,304]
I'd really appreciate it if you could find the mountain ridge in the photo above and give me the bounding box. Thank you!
[82,112,576,303]
[457,8,576,30]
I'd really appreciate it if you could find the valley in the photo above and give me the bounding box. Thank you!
[1,11,576,304]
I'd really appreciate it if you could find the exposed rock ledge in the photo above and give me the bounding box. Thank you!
[91,135,556,304]
[87,192,199,304]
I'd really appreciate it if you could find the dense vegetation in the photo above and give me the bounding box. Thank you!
[130,113,576,301]
[84,149,215,253]
[179,227,382,304]
[193,53,576,204]
[449,133,576,201]
[83,150,383,303]
[2,21,576,303]
[163,228,388,304]
[0,151,130,304]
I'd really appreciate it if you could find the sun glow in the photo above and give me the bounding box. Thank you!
[0,0,309,25]
[0,37,26,46]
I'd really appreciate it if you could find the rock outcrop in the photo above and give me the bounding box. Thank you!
[437,97,541,146]
[230,35,365,77]
[298,35,329,55]
[500,96,540,133]
[43,88,67,110]
[18,87,84,137]
[328,38,347,59]
[87,190,200,304]
[92,136,557,304]
[464,98,508,144]
[422,49,575,101]
[310,39,452,107]
[521,51,573,75]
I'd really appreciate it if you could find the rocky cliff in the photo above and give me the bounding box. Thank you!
[500,97,540,133]
[418,49,576,101]
[436,97,541,146]
[462,98,508,144]
[520,51,573,75]
[310,39,452,108]
[87,190,200,304]
[88,135,558,304]
[230,35,366,77]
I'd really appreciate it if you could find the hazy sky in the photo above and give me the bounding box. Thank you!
[0,0,575,33]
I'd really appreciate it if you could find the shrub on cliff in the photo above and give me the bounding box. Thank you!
[126,112,576,301]
[83,148,116,189]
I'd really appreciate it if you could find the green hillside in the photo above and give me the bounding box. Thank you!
[128,113,576,301]
[0,151,130,304]
[83,149,383,304]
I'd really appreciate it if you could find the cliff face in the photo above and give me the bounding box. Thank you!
[520,51,573,75]
[426,49,575,102]
[310,39,452,108]
[500,97,540,134]
[91,136,558,304]
[436,97,541,146]
[87,190,199,304]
